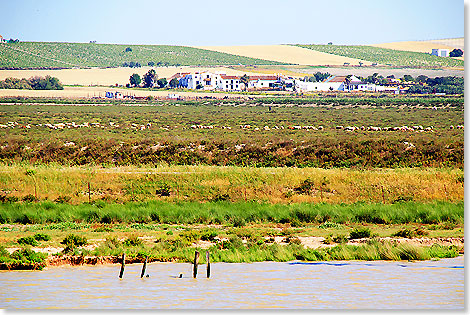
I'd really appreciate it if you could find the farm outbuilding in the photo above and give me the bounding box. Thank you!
[431,49,449,57]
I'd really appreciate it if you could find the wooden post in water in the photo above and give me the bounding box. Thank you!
[140,256,148,278]
[119,253,125,278]
[193,251,200,278]
[206,251,210,278]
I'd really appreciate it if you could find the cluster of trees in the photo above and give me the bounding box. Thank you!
[128,70,178,89]
[0,76,63,90]
[407,76,464,94]
[7,39,20,43]
[450,49,463,57]
[122,61,142,68]
[303,72,331,82]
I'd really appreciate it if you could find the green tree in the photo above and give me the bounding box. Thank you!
[169,78,179,88]
[129,73,141,87]
[143,69,157,88]
[157,78,167,88]
[402,75,414,82]
[449,49,463,57]
[240,74,250,91]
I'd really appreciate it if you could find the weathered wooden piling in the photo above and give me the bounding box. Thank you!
[140,256,148,278]
[119,253,125,278]
[193,251,200,278]
[88,182,91,203]
[206,251,211,278]
[381,185,385,204]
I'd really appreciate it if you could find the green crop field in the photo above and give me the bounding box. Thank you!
[0,42,287,69]
[296,44,464,68]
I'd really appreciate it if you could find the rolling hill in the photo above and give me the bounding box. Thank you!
[0,42,287,69]
[296,44,464,68]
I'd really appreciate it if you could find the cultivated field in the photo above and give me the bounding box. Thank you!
[197,45,371,66]
[371,38,463,54]
[297,44,464,69]
[0,42,286,69]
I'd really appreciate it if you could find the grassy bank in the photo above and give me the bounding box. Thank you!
[0,200,463,225]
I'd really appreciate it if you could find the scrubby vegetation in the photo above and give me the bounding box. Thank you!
[0,42,286,69]
[296,44,464,68]
[0,98,463,168]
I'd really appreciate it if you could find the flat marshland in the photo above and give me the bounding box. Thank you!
[0,95,464,269]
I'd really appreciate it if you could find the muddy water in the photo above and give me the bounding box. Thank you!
[1,256,464,309]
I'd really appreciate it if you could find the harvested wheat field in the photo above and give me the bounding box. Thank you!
[372,37,464,59]
[0,66,262,86]
[197,45,372,66]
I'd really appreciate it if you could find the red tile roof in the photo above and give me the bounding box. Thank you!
[328,76,347,83]
[248,75,278,81]
[221,75,240,80]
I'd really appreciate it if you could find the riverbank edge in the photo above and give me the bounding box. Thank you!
[1,237,464,271]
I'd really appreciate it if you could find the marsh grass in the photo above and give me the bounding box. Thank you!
[0,200,463,225]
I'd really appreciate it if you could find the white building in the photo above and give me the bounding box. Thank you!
[431,49,449,57]
[295,75,385,92]
[247,75,278,89]
[219,75,241,91]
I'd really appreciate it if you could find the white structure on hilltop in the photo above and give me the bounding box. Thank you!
[431,49,449,57]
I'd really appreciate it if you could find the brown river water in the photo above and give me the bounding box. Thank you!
[0,256,464,309]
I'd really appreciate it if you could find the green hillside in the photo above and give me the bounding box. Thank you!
[296,44,464,68]
[0,42,287,69]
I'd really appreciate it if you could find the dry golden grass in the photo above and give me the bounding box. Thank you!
[1,164,463,204]
[372,38,464,60]
[0,66,261,86]
[197,45,371,66]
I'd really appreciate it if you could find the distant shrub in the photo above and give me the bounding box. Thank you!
[212,193,230,202]
[155,184,171,197]
[393,228,414,238]
[294,178,315,195]
[333,234,348,244]
[61,234,87,248]
[322,234,333,245]
[200,228,218,241]
[33,233,51,241]
[349,227,372,239]
[286,236,302,245]
[123,235,143,246]
[232,217,246,227]
[17,236,39,246]
[125,47,132,52]
[54,195,71,203]
[22,194,38,202]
